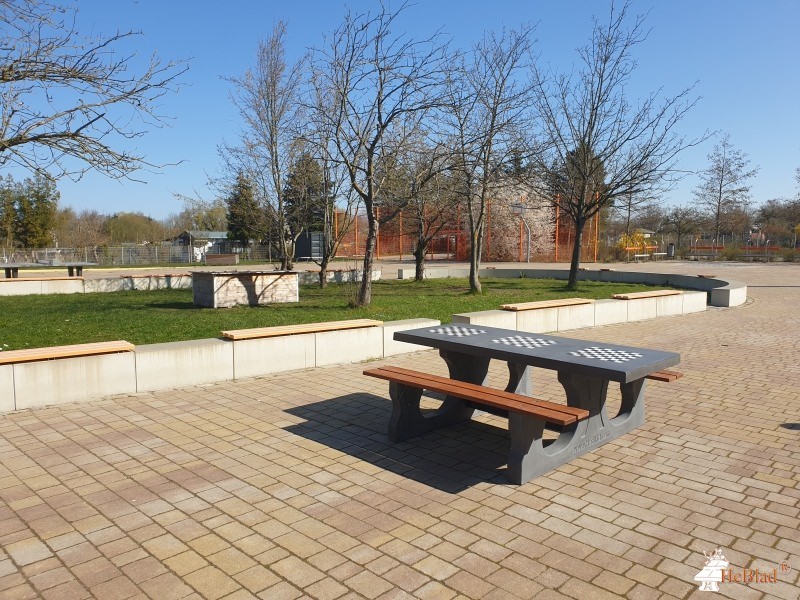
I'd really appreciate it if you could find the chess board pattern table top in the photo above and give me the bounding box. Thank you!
[395,324,680,383]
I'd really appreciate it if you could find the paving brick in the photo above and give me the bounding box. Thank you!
[183,565,241,600]
[2,262,799,600]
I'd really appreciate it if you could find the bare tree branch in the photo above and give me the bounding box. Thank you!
[530,1,708,288]
[309,1,448,305]
[0,0,189,181]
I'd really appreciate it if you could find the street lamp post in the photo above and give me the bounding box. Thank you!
[511,204,531,263]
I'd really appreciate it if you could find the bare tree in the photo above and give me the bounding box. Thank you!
[223,22,304,270]
[444,26,535,293]
[662,205,703,248]
[171,193,227,231]
[309,3,447,305]
[692,133,758,246]
[0,0,187,180]
[613,192,657,241]
[377,132,457,281]
[302,77,362,287]
[54,208,109,251]
[531,1,706,289]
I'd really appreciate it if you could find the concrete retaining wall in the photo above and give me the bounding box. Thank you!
[1,318,440,413]
[397,267,747,307]
[453,289,708,332]
[13,353,137,411]
[1,271,380,296]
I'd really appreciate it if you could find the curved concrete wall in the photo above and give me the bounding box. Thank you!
[396,267,747,307]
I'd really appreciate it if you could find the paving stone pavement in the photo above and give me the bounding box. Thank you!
[0,262,798,600]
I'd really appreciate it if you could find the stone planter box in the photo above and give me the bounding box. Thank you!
[192,270,299,308]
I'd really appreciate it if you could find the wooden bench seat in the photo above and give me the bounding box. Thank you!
[500,298,594,311]
[612,289,682,300]
[0,340,135,365]
[364,365,592,483]
[222,319,383,340]
[0,276,83,282]
[646,369,683,382]
[365,365,589,427]
[120,273,187,278]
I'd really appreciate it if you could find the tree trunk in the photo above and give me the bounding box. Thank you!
[356,210,378,306]
[469,227,483,294]
[414,219,426,282]
[567,217,586,290]
[413,243,427,282]
[318,258,329,288]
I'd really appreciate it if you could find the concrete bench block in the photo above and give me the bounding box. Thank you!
[383,318,441,356]
[85,278,126,293]
[0,365,14,412]
[232,334,315,379]
[14,353,136,410]
[0,280,42,295]
[315,327,383,366]
[165,275,192,288]
[593,299,628,326]
[41,279,83,294]
[516,308,558,333]
[656,294,684,317]
[396,268,428,280]
[682,290,707,313]
[557,303,595,331]
[135,338,233,392]
[452,310,517,329]
[623,297,658,321]
[710,284,747,307]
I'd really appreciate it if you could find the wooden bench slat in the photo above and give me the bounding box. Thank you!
[222,319,383,340]
[645,369,683,382]
[364,366,589,427]
[500,298,594,311]
[0,276,83,282]
[612,290,682,300]
[0,341,135,365]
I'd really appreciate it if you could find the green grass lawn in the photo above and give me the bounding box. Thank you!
[0,278,663,350]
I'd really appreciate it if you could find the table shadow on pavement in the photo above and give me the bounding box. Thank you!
[284,392,514,493]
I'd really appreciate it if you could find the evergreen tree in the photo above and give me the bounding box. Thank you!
[283,153,327,237]
[0,175,16,247]
[15,174,59,248]
[225,173,266,245]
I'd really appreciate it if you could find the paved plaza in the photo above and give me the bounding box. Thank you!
[0,261,798,599]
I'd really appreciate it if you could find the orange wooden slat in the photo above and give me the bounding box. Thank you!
[0,341,135,365]
[222,319,383,340]
[364,366,589,426]
[645,370,683,382]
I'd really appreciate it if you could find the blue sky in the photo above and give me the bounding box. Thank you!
[42,0,800,219]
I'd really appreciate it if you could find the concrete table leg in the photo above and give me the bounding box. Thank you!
[505,374,647,484]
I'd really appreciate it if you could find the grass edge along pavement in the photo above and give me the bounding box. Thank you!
[0,277,672,350]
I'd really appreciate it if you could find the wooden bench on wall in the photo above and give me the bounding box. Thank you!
[612,289,682,300]
[0,276,83,282]
[0,341,135,365]
[221,319,383,340]
[499,298,594,311]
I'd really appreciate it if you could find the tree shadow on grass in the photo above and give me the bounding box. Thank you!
[284,393,511,493]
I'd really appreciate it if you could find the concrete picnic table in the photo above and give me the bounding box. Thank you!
[393,324,680,482]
